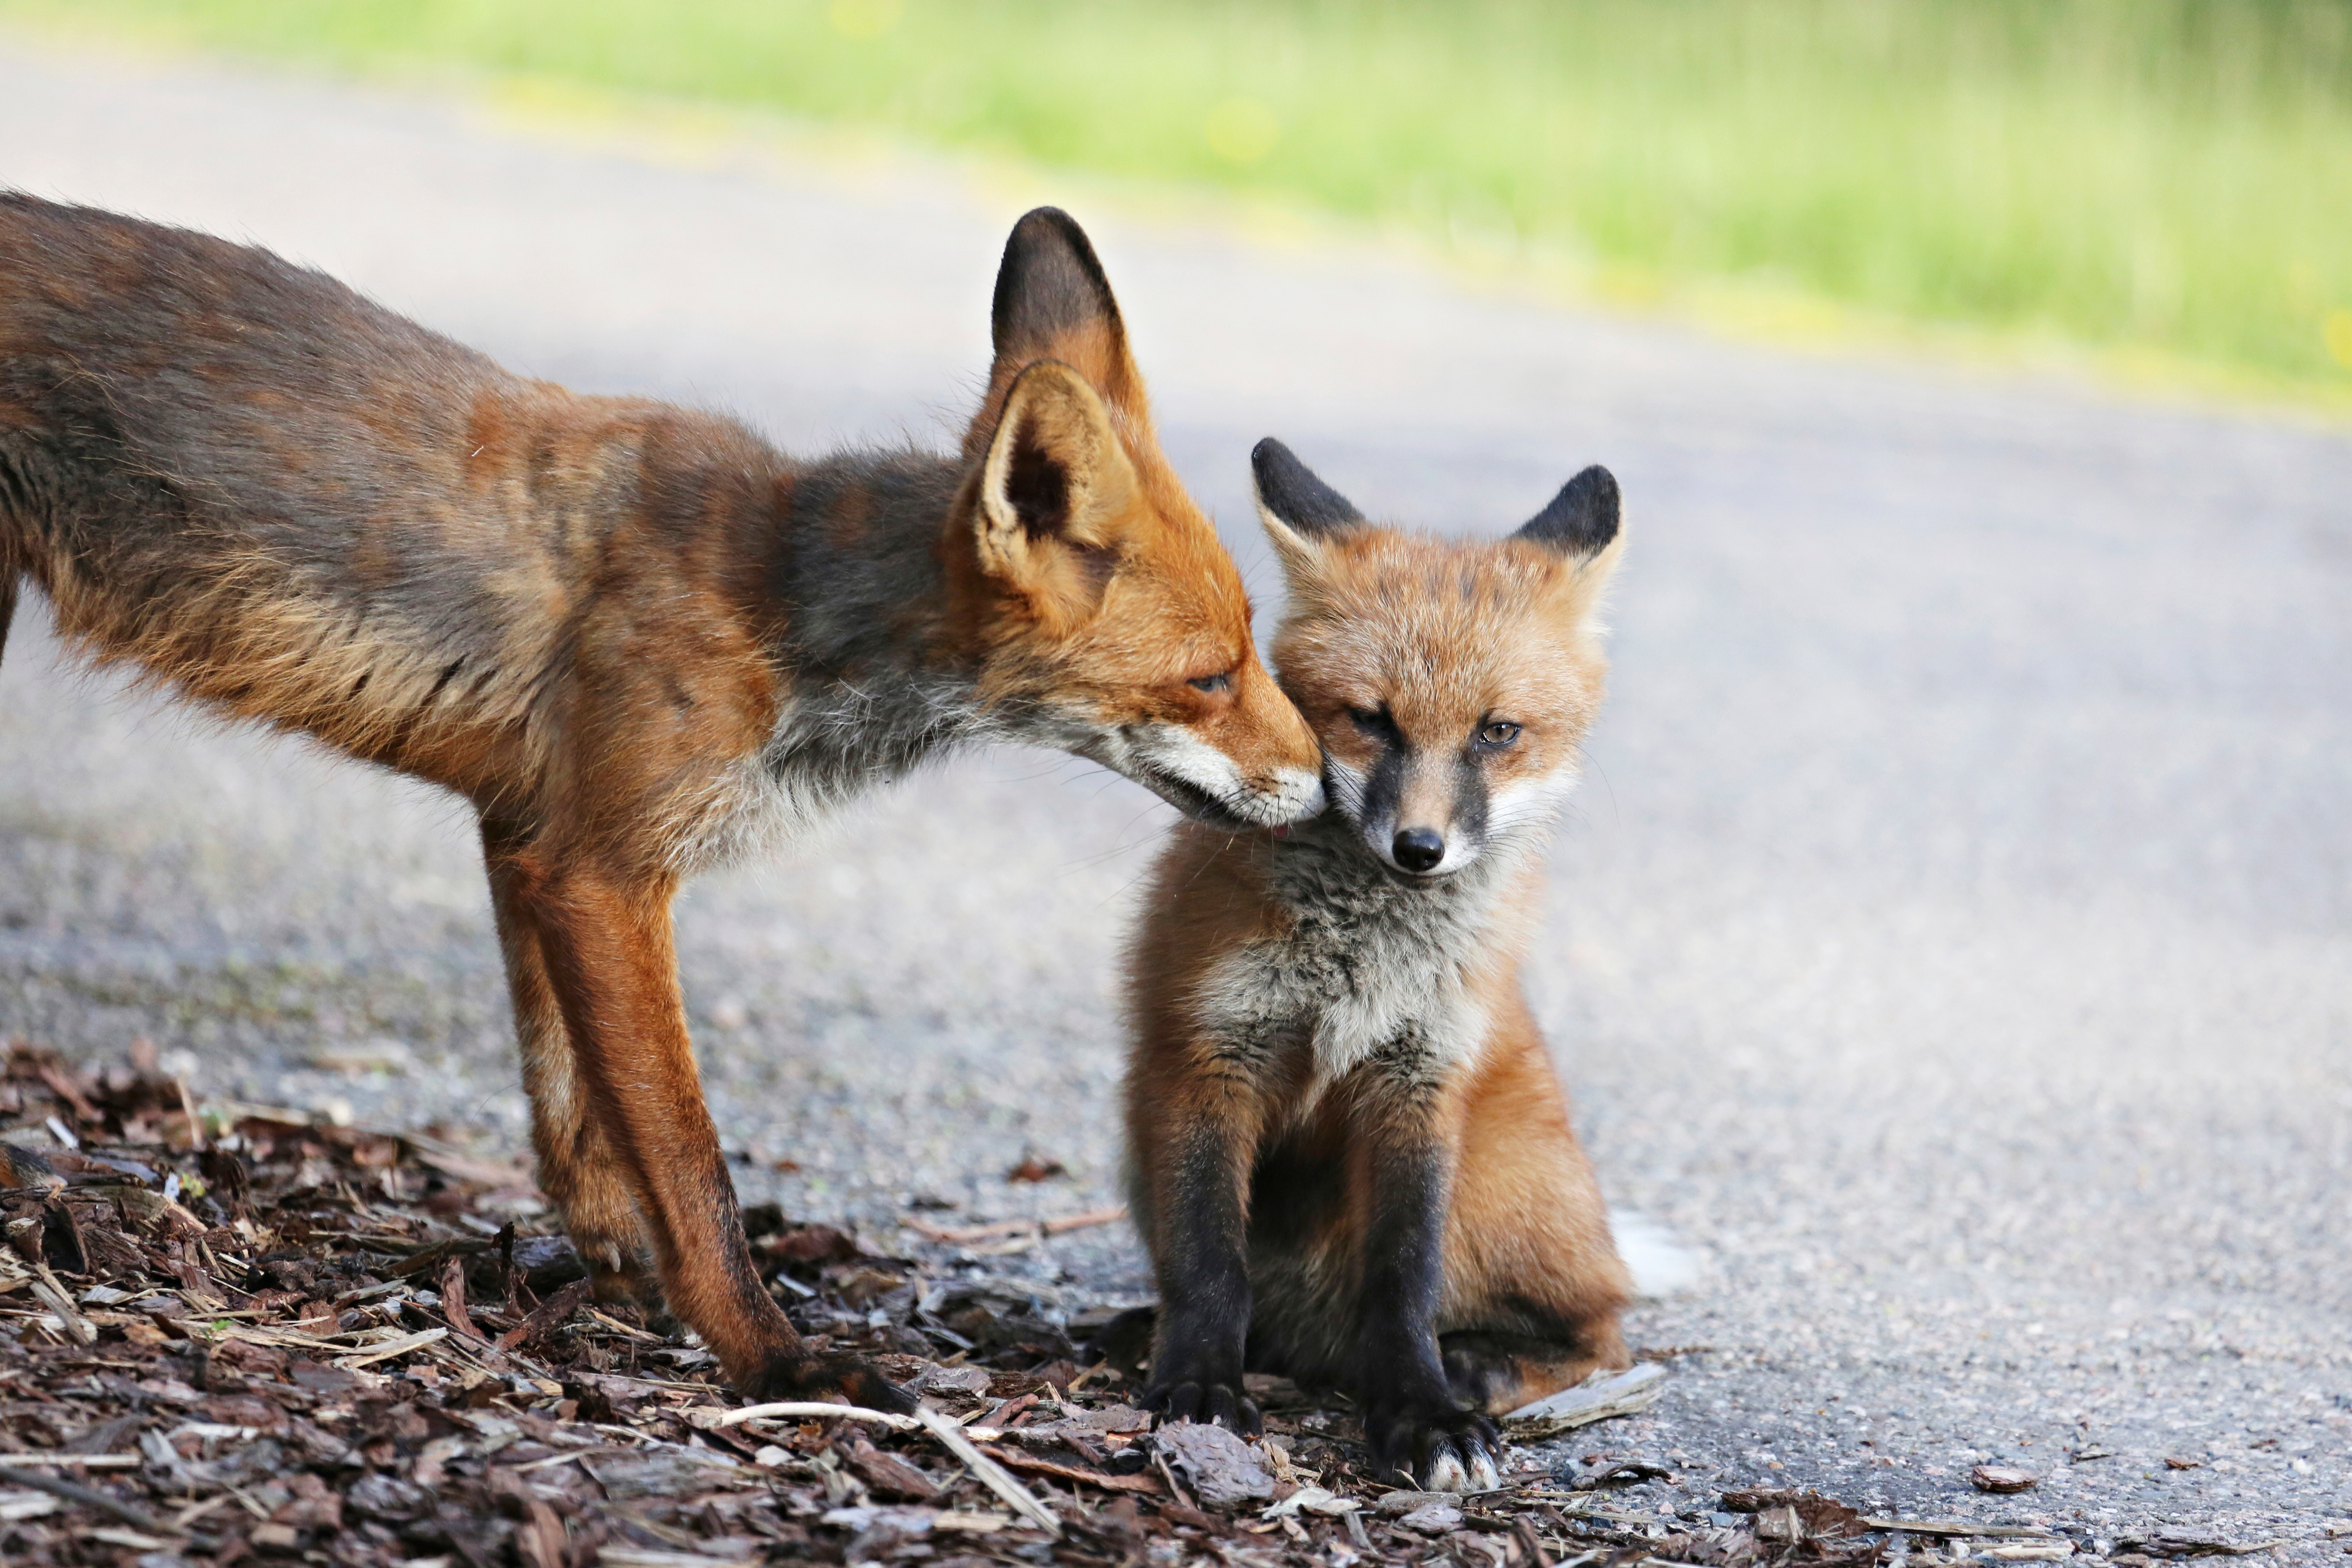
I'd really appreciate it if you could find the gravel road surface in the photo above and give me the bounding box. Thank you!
[4,36,2348,1556]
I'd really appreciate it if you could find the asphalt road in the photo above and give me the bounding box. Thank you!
[3,35,2348,1555]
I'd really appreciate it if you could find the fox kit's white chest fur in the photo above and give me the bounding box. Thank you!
[1193,827,1536,1089]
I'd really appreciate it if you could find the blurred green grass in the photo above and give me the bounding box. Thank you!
[8,0,2350,397]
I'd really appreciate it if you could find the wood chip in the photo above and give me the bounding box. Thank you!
[1865,1520,2059,1539]
[332,1326,448,1369]
[695,1401,921,1432]
[979,1443,1162,1496]
[1504,1363,1668,1439]
[495,1277,589,1352]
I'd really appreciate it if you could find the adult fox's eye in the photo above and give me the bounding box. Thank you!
[1188,671,1233,694]
[1478,721,1522,748]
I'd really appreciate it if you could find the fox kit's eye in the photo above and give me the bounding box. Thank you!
[1187,671,1233,694]
[1349,705,1399,741]
[1476,720,1522,749]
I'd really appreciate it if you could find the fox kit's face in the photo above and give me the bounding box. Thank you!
[1254,441,1624,877]
[947,211,1324,830]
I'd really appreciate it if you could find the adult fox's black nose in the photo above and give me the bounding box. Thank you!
[1392,828,1445,872]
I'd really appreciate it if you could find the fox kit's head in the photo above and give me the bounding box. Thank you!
[944,210,1322,830]
[1253,439,1625,879]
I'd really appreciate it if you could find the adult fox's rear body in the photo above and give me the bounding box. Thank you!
[0,196,1324,1407]
[1127,440,1633,1487]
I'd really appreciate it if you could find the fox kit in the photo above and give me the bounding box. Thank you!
[0,198,1325,1409]
[1125,439,1635,1488]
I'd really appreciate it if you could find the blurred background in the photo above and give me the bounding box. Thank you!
[1,0,2347,1539]
[3,0,2349,401]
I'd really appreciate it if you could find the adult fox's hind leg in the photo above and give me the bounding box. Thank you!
[480,814,656,1309]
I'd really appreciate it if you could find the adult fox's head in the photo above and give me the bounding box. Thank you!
[1252,439,1626,878]
[943,210,1323,830]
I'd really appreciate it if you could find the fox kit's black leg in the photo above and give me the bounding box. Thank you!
[1354,1084,1501,1492]
[0,570,17,675]
[1138,1089,1262,1435]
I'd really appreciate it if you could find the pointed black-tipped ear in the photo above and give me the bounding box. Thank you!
[964,208,1147,463]
[1516,464,1619,557]
[1251,437,1364,539]
[991,207,1122,363]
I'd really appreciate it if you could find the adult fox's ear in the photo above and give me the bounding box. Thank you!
[964,208,1148,463]
[974,360,1141,630]
[1252,437,1364,586]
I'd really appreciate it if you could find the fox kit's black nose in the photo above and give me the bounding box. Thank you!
[1393,828,1445,872]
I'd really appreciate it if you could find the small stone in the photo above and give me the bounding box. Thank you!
[1398,1503,1466,1535]
[1972,1465,2040,1493]
[1377,1491,1465,1516]
[1151,1421,1275,1507]
[916,1363,993,1396]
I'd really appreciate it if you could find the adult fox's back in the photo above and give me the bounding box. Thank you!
[0,194,1324,1408]
[1,194,736,800]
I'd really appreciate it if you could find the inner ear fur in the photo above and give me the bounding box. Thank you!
[963,207,1148,464]
[975,360,1141,628]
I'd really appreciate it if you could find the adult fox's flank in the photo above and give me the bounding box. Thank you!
[1126,439,1633,1488]
[0,196,1325,1409]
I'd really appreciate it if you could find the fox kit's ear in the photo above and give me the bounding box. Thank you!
[1519,464,1626,616]
[1516,464,1621,562]
[965,208,1147,462]
[975,360,1141,630]
[1251,437,1364,588]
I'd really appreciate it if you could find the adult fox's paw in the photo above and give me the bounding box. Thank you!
[746,1351,918,1415]
[1365,1395,1502,1492]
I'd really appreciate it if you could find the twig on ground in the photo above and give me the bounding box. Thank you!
[0,1464,219,1552]
[914,1406,1061,1537]
[903,1206,1127,1245]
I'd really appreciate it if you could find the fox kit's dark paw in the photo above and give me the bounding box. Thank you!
[744,1351,917,1415]
[1365,1395,1502,1492]
[1140,1355,1261,1436]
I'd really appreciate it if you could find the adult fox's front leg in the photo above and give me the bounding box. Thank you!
[522,857,911,1410]
[479,816,653,1308]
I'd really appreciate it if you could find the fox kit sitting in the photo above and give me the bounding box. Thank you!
[1124,439,1636,1489]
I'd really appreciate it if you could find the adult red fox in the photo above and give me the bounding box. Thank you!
[0,197,1325,1409]
[1125,439,1635,1488]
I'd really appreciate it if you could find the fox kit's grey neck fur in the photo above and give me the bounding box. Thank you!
[1269,813,1537,978]
[1202,814,1551,1090]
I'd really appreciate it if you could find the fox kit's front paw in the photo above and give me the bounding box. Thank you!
[1365,1394,1502,1492]
[744,1350,917,1415]
[1141,1344,1261,1435]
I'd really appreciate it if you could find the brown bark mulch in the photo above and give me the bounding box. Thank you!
[0,1041,1909,1566]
